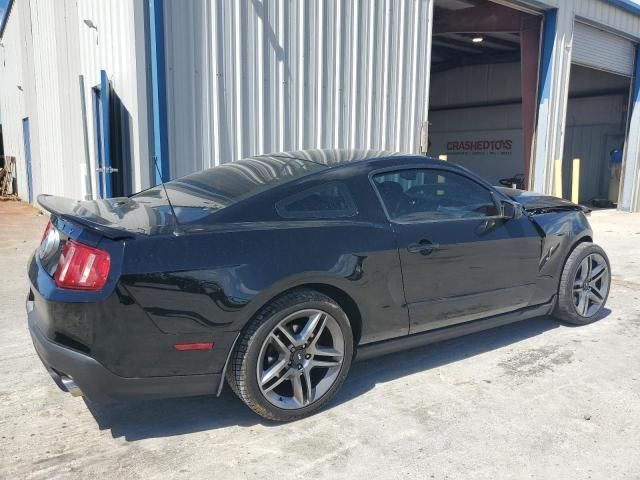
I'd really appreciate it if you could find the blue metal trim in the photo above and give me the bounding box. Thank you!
[93,88,104,199]
[605,0,640,17]
[22,118,33,203]
[620,46,640,210]
[149,0,170,185]
[100,70,112,198]
[538,9,557,105]
[0,0,16,38]
[633,47,640,103]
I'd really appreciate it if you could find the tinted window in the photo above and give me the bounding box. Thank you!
[132,156,326,225]
[373,169,498,221]
[276,182,357,219]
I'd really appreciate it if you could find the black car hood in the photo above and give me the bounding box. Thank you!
[495,187,590,214]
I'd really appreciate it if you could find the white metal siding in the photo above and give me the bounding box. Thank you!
[573,22,636,76]
[574,0,640,40]
[76,0,151,196]
[0,6,28,198]
[163,0,434,178]
[0,0,148,203]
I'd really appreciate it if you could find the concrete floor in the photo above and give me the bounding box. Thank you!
[1,201,639,480]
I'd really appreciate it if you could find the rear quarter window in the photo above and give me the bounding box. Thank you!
[276,182,358,219]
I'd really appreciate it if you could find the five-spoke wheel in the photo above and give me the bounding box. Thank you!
[227,289,353,421]
[554,242,611,325]
[572,253,610,317]
[257,309,345,409]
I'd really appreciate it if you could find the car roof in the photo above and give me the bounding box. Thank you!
[254,148,402,167]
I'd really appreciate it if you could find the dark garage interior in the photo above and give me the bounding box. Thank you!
[428,0,541,189]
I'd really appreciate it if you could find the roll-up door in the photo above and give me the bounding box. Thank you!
[572,22,636,77]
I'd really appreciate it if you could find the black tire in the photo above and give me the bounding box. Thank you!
[553,242,611,325]
[226,288,354,422]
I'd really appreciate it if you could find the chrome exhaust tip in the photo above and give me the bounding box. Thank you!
[48,367,84,397]
[60,375,83,397]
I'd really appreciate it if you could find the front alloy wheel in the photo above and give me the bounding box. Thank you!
[572,253,610,317]
[554,242,611,325]
[227,289,353,421]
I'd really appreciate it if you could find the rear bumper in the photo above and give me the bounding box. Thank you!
[28,309,222,402]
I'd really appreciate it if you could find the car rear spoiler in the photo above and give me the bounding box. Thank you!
[37,195,139,240]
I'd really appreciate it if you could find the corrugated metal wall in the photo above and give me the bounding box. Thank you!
[0,0,148,203]
[76,0,151,197]
[573,22,636,76]
[27,0,84,199]
[163,0,434,179]
[0,6,27,198]
[575,0,640,39]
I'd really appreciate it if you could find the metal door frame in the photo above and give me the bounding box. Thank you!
[92,70,113,198]
[21,118,34,203]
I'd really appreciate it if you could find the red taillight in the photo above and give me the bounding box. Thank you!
[41,221,53,242]
[54,240,111,290]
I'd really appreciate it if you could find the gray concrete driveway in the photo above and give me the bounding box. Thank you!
[1,201,639,479]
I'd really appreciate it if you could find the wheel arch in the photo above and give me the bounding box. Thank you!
[243,283,363,348]
[555,233,594,295]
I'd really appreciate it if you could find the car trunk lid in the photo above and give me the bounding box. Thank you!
[37,194,177,238]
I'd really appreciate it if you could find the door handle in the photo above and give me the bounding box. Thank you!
[407,240,440,255]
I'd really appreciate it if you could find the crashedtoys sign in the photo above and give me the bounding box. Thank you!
[429,129,523,184]
[446,139,514,154]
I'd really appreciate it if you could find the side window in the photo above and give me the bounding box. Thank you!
[373,168,499,221]
[276,182,357,219]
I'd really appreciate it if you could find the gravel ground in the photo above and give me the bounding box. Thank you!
[1,201,639,480]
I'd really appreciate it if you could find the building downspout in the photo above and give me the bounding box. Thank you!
[148,0,169,184]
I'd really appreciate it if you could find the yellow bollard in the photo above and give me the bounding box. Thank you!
[572,158,580,204]
[437,156,447,194]
[554,159,563,198]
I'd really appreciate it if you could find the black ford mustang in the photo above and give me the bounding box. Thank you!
[27,150,611,421]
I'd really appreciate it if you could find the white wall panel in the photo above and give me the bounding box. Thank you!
[0,0,148,203]
[575,0,640,40]
[0,6,28,198]
[164,0,434,179]
[76,0,150,197]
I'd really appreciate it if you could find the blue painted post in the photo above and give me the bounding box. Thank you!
[538,10,557,106]
[100,70,112,198]
[22,118,34,203]
[619,47,640,211]
[93,89,104,199]
[531,8,560,194]
[149,0,170,185]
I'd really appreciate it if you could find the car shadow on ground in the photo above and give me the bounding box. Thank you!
[87,311,610,441]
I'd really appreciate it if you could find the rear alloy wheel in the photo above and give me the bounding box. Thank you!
[554,242,611,325]
[227,289,353,421]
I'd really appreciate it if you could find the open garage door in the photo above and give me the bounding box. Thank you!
[563,65,632,207]
[573,22,635,77]
[428,0,542,188]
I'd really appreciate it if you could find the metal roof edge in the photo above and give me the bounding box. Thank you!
[605,0,640,17]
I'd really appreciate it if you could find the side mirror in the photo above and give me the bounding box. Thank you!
[501,200,521,219]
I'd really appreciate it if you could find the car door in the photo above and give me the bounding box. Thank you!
[372,166,542,334]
